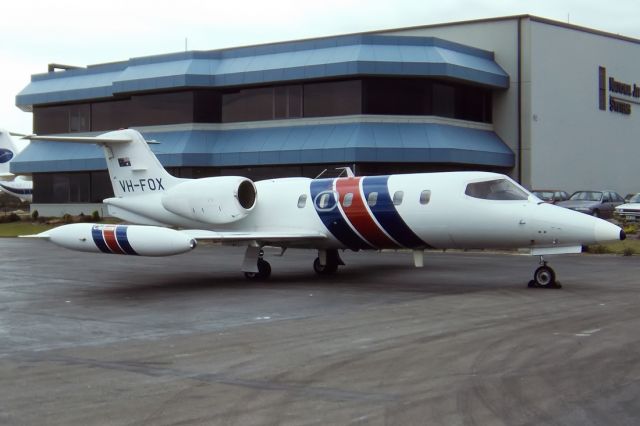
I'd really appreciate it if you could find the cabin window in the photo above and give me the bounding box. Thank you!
[465,179,528,201]
[318,193,331,209]
[367,192,378,206]
[393,191,404,206]
[420,190,431,205]
[297,194,307,208]
[343,193,353,207]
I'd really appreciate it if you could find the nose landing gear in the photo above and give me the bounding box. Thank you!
[528,256,562,289]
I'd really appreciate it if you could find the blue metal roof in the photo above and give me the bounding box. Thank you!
[17,35,509,110]
[11,123,514,173]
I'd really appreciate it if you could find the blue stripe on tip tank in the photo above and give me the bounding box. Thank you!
[91,225,111,253]
[115,226,138,255]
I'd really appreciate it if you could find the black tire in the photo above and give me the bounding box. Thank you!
[313,257,338,275]
[533,265,556,287]
[592,209,600,218]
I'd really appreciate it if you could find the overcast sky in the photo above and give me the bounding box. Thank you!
[2,0,640,134]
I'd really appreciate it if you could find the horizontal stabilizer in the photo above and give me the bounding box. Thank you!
[24,134,132,144]
[24,134,159,145]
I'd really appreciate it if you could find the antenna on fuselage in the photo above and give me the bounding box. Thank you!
[336,167,355,177]
[314,169,328,179]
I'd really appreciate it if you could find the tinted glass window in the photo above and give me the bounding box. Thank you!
[420,190,431,205]
[33,172,113,203]
[465,179,529,201]
[343,192,353,207]
[34,104,90,134]
[363,78,431,115]
[392,191,404,206]
[90,171,114,202]
[569,191,603,202]
[222,87,273,122]
[367,192,378,206]
[304,80,362,117]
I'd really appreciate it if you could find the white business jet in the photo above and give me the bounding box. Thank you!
[25,129,625,288]
[0,129,32,202]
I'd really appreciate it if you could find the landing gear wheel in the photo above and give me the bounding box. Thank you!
[528,265,560,288]
[313,257,338,275]
[244,258,271,280]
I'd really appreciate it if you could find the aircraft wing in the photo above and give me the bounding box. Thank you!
[181,229,328,245]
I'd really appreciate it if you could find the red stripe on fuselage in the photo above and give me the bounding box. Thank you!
[335,177,398,248]
[103,226,125,254]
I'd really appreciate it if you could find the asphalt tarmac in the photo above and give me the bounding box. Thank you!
[1,238,639,425]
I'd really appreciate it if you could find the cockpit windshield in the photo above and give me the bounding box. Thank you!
[465,178,529,201]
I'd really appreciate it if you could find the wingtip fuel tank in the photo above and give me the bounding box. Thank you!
[43,223,196,256]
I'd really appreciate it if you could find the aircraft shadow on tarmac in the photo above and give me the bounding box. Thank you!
[87,261,519,302]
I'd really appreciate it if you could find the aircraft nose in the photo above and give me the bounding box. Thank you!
[593,219,625,243]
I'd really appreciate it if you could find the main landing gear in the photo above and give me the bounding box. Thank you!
[528,256,561,289]
[313,249,344,276]
[242,247,345,280]
[243,246,272,280]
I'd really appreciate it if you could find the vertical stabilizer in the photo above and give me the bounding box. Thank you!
[26,129,184,198]
[97,129,183,198]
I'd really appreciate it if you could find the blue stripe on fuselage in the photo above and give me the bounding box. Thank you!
[115,226,138,255]
[91,225,111,253]
[362,175,430,249]
[310,178,372,250]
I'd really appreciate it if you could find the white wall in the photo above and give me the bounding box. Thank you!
[527,20,640,195]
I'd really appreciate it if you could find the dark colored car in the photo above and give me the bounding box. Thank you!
[532,190,570,204]
[557,190,625,218]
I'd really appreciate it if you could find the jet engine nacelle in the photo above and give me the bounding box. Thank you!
[161,176,257,225]
[44,223,196,256]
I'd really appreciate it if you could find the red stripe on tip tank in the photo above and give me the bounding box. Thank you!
[103,226,125,254]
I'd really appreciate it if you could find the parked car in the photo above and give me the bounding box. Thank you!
[624,193,637,203]
[557,190,625,218]
[615,193,640,221]
[532,190,570,204]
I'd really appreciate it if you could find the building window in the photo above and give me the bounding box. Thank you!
[362,77,492,123]
[34,103,90,134]
[303,80,362,117]
[274,85,303,119]
[33,172,113,203]
[33,78,492,135]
